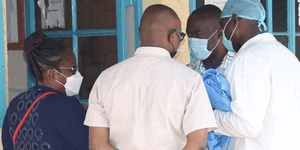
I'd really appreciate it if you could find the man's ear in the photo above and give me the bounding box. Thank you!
[138,27,141,36]
[169,32,176,43]
[232,14,239,25]
[217,28,223,38]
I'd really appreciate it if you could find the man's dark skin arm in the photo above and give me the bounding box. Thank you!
[182,128,208,150]
[89,127,117,150]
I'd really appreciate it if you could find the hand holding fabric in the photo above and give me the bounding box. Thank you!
[202,69,232,112]
[202,69,232,150]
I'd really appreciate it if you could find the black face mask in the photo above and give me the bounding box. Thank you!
[170,51,177,58]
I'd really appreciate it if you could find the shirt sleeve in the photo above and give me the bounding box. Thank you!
[50,96,89,150]
[84,78,110,127]
[214,55,271,138]
[183,75,218,136]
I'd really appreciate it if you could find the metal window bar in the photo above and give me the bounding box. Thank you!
[189,0,196,62]
[134,0,143,50]
[287,0,296,54]
[266,0,273,33]
[267,0,296,54]
[25,0,37,89]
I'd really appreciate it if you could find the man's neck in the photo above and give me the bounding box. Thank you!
[203,49,228,66]
[240,24,261,49]
[140,41,171,54]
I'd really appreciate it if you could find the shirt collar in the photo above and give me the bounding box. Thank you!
[32,85,63,95]
[200,50,235,70]
[249,31,267,40]
[134,46,171,58]
[237,32,276,55]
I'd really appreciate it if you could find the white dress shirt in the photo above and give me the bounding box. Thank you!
[214,33,300,150]
[84,47,218,150]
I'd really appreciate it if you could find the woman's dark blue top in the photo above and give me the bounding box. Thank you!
[2,86,89,150]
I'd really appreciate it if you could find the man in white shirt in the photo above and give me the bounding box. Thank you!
[213,0,300,149]
[84,4,218,150]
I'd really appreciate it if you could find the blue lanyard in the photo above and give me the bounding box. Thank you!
[198,61,203,71]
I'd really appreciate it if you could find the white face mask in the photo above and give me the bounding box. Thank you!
[188,29,220,60]
[54,69,83,96]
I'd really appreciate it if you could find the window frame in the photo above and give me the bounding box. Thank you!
[25,0,143,104]
[0,0,7,128]
[7,0,26,50]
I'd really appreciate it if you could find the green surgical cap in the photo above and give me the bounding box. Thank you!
[221,0,267,31]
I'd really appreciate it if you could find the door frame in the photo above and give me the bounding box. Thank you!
[0,0,8,128]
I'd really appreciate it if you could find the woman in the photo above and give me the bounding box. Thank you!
[2,31,88,150]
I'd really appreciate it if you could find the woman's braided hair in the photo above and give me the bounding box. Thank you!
[24,31,67,82]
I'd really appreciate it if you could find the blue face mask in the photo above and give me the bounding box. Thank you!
[222,17,239,53]
[188,29,220,60]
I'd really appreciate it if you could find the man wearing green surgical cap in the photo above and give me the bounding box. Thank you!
[212,0,300,149]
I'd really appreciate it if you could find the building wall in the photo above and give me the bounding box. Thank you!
[143,0,190,65]
[0,37,26,150]
[8,50,27,102]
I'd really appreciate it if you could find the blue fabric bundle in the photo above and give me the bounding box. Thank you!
[202,69,232,111]
[202,69,232,150]
[207,132,231,150]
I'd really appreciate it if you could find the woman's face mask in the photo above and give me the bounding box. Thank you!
[54,68,83,96]
[188,29,220,60]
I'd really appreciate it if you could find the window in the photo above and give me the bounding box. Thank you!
[25,0,142,104]
[7,0,25,50]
